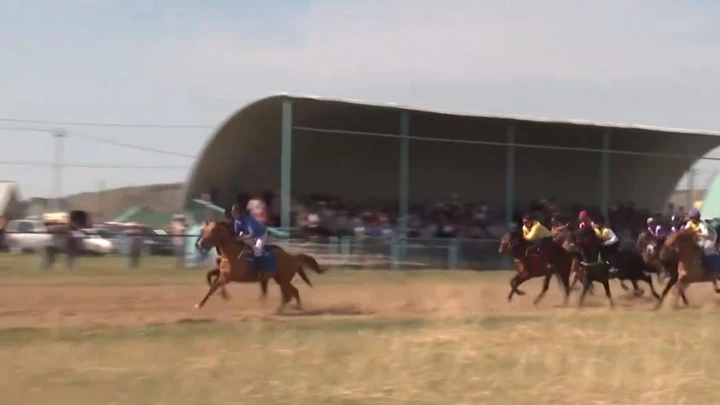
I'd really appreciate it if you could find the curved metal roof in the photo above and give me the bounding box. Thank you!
[182,93,720,213]
[262,92,720,137]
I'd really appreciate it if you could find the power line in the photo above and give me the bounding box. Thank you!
[71,133,197,159]
[0,117,213,129]
[0,160,190,169]
[0,126,198,159]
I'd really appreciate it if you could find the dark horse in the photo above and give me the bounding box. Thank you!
[575,226,660,308]
[552,224,585,291]
[499,229,571,306]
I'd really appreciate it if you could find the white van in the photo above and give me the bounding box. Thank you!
[5,219,52,253]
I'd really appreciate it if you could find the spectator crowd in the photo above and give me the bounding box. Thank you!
[227,191,689,242]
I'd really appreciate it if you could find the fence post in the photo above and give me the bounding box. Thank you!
[391,234,400,270]
[340,236,351,267]
[447,238,459,270]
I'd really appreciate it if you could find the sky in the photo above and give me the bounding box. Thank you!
[2,0,720,197]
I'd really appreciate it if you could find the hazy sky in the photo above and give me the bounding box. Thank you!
[3,0,720,197]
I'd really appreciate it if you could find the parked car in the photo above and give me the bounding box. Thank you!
[4,219,52,253]
[112,226,174,256]
[79,229,115,255]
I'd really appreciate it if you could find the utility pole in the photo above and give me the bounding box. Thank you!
[50,130,67,212]
[686,167,696,211]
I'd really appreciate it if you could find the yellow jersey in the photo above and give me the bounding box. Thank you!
[594,226,619,245]
[522,221,552,241]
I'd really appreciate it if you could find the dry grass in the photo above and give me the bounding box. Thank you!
[2,253,720,404]
[2,315,720,405]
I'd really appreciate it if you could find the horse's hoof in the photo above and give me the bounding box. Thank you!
[194,303,201,310]
[633,289,645,297]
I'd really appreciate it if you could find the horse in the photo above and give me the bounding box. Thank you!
[552,225,584,290]
[194,229,269,302]
[655,228,720,309]
[575,226,660,308]
[636,231,673,282]
[195,220,327,312]
[498,229,571,306]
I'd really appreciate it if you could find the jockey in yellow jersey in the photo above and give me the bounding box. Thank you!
[683,208,717,255]
[592,216,620,275]
[521,213,554,270]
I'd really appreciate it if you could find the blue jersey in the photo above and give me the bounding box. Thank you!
[233,214,267,238]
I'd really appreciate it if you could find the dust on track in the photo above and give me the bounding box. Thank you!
[1,271,720,328]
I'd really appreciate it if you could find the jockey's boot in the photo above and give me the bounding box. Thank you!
[606,260,619,277]
[253,256,264,278]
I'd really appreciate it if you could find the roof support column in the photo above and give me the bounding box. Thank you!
[280,99,293,233]
[505,123,515,230]
[397,111,410,268]
[601,129,611,222]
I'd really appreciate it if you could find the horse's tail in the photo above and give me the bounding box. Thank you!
[297,267,313,287]
[296,253,328,274]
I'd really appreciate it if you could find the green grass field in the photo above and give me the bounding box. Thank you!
[1,253,719,404]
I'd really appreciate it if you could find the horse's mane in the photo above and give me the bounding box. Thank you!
[665,227,695,246]
[578,226,597,240]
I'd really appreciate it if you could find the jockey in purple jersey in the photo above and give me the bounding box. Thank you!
[646,217,667,240]
[670,215,684,234]
[231,203,268,275]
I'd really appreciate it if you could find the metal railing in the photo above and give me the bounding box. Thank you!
[0,228,507,271]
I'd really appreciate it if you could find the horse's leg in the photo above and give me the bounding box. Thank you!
[195,272,229,309]
[643,273,661,301]
[275,282,293,314]
[620,280,631,291]
[578,269,592,307]
[259,278,269,300]
[714,279,720,294]
[206,269,231,301]
[601,278,614,309]
[289,283,302,310]
[508,273,529,302]
[676,281,690,307]
[557,263,571,305]
[533,273,552,306]
[630,279,645,297]
[654,276,677,310]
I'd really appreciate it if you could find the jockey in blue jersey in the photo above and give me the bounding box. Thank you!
[231,203,268,274]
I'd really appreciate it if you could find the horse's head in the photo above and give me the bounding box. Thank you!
[664,228,699,257]
[498,228,526,255]
[197,220,235,252]
[575,226,601,260]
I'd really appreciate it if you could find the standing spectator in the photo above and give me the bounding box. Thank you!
[171,216,187,269]
[128,228,143,269]
[66,224,83,270]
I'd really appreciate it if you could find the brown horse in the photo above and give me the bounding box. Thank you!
[195,220,327,312]
[499,229,571,305]
[655,228,720,309]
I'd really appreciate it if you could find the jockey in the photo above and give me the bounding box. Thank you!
[646,217,667,240]
[682,208,717,255]
[231,203,269,274]
[550,214,566,235]
[670,214,684,233]
[521,213,554,270]
[578,210,594,229]
[593,216,620,275]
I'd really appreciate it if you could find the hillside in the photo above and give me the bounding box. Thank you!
[65,182,184,221]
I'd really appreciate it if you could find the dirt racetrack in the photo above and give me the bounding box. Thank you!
[2,261,720,329]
